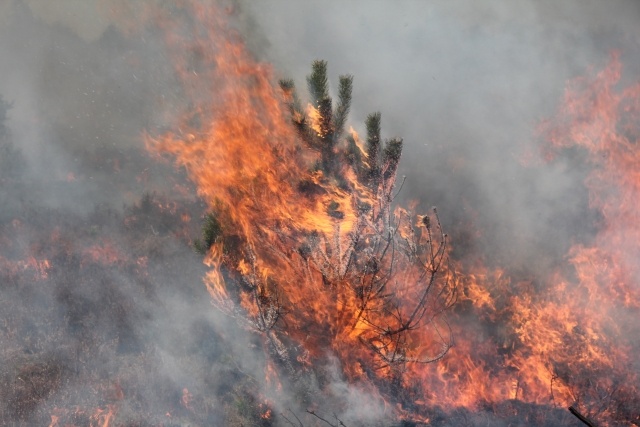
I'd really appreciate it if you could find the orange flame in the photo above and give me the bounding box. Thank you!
[90,405,117,427]
[147,0,455,378]
[144,2,639,425]
[404,53,640,422]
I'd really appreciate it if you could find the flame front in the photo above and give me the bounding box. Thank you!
[147,0,455,386]
[407,53,640,423]
[146,3,640,425]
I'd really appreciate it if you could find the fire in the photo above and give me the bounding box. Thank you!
[259,400,273,419]
[261,407,272,419]
[181,388,193,411]
[405,52,640,423]
[148,0,455,379]
[538,51,640,421]
[349,126,368,158]
[144,2,639,425]
[90,405,117,427]
[307,103,325,137]
[83,239,125,266]
[47,406,118,427]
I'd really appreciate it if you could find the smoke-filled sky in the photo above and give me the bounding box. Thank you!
[1,1,640,425]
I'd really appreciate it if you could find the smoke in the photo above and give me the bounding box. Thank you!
[0,1,400,425]
[0,1,255,424]
[234,0,640,424]
[2,0,640,425]
[238,0,640,271]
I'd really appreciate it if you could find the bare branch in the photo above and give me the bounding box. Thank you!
[306,410,348,427]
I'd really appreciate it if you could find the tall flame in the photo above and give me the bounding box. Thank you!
[147,0,455,384]
[146,3,639,425]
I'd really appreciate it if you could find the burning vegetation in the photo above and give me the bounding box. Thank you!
[148,1,460,420]
[2,1,640,426]
[153,55,459,374]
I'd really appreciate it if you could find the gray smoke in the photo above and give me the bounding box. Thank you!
[234,2,640,425]
[0,1,393,425]
[0,1,250,425]
[2,0,640,425]
[239,0,640,271]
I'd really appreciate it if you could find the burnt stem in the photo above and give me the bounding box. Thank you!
[569,406,598,427]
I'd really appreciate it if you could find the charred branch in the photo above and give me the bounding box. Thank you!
[569,406,598,427]
[306,410,348,427]
[282,409,305,427]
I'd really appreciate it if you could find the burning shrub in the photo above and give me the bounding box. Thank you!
[140,11,465,425]
[142,2,461,422]
[176,56,458,381]
[144,5,640,424]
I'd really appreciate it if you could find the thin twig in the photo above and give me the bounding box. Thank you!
[306,410,348,427]
[281,409,304,427]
